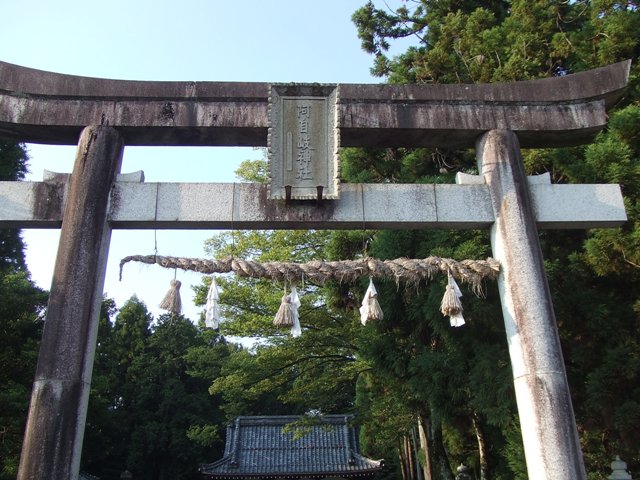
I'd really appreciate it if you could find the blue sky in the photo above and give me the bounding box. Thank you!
[1,0,415,321]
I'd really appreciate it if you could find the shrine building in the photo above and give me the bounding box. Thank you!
[199,415,383,479]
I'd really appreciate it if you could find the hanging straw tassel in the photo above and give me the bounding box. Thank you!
[441,272,465,327]
[205,276,220,329]
[290,286,302,337]
[359,278,383,325]
[273,293,294,327]
[159,279,182,315]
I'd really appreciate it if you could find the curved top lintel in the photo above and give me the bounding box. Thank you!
[0,61,270,100]
[339,60,631,109]
[0,59,631,105]
[0,59,631,147]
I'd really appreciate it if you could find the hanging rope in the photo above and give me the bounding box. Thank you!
[119,254,500,294]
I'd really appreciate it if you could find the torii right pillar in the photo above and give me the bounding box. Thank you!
[478,129,586,479]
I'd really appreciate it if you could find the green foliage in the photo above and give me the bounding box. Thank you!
[193,228,366,421]
[186,424,221,448]
[352,0,509,79]
[356,370,416,458]
[123,315,219,479]
[81,299,232,479]
[0,140,28,181]
[500,419,528,480]
[234,154,269,183]
[0,272,47,480]
[341,147,470,183]
[354,0,640,84]
[197,230,335,338]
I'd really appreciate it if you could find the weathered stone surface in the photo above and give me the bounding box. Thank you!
[477,129,586,480]
[0,60,630,148]
[532,183,626,228]
[0,180,625,229]
[18,126,123,480]
[268,84,340,199]
[338,100,607,148]
[337,62,629,106]
[0,181,65,227]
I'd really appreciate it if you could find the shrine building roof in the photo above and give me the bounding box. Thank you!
[199,415,383,479]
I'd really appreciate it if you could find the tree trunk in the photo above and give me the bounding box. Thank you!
[473,411,490,480]
[398,440,410,480]
[411,426,425,480]
[405,435,416,480]
[418,415,433,480]
[431,417,455,480]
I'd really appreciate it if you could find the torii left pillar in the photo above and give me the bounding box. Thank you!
[18,126,123,480]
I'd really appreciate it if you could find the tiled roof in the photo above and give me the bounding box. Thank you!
[200,415,383,479]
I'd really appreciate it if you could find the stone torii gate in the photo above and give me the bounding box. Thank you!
[0,60,630,480]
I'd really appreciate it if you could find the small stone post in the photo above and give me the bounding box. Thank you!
[18,126,123,480]
[477,129,586,479]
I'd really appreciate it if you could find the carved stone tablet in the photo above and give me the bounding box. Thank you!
[268,84,339,200]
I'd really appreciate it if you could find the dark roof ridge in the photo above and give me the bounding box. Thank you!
[231,414,353,423]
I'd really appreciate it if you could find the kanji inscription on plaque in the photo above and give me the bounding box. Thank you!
[268,84,339,200]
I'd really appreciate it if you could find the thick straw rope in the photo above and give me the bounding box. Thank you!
[120,255,500,294]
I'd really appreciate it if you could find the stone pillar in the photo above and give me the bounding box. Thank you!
[476,129,586,479]
[18,126,123,480]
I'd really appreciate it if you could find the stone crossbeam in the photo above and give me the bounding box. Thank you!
[0,60,630,148]
[0,177,626,230]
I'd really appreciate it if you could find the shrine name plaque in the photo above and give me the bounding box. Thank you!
[268,84,339,200]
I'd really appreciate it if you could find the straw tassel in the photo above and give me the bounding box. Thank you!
[159,278,182,315]
[273,293,294,327]
[441,272,465,327]
[290,286,302,337]
[360,278,383,325]
[205,276,221,329]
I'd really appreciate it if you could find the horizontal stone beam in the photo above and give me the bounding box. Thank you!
[338,101,606,149]
[0,60,630,148]
[0,180,626,230]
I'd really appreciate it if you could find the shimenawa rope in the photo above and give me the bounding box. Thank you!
[119,254,500,295]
